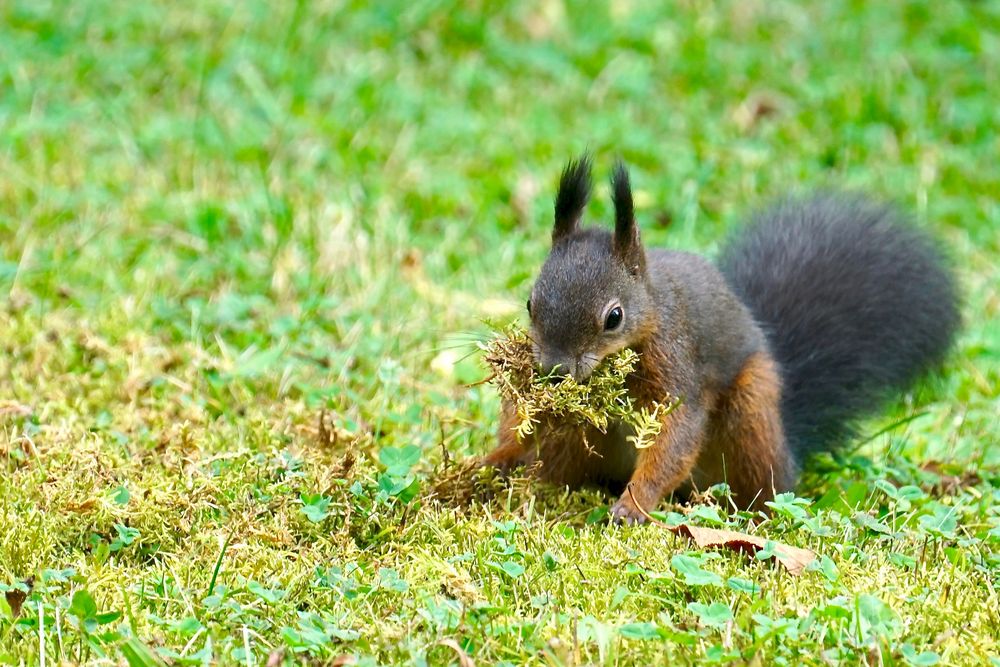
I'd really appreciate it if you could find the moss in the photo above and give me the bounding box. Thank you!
[481,326,677,448]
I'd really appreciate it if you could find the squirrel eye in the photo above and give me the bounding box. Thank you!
[604,306,623,331]
[526,298,532,316]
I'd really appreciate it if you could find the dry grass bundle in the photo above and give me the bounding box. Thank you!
[427,458,504,506]
[480,326,678,449]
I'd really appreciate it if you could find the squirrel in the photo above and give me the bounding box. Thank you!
[481,154,960,524]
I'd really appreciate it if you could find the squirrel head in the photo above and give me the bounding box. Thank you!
[526,155,656,381]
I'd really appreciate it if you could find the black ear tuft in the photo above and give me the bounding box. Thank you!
[553,154,592,242]
[611,160,644,272]
[611,160,633,238]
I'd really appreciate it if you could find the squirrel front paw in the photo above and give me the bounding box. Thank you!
[609,495,650,526]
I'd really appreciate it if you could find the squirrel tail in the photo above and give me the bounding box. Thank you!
[718,194,960,460]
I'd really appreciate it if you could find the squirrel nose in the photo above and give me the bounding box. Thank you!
[538,356,575,382]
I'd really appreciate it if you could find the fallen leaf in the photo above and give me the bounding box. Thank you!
[438,639,475,667]
[668,524,816,576]
[625,486,816,575]
[265,650,284,667]
[5,590,26,618]
[5,578,32,618]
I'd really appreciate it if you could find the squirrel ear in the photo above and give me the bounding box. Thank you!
[552,154,592,243]
[611,160,645,274]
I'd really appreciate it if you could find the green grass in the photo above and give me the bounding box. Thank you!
[1,0,999,664]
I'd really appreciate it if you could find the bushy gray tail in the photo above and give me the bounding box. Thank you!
[718,194,960,459]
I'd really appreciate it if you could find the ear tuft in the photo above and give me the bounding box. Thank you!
[611,160,633,237]
[553,153,592,242]
[611,160,644,272]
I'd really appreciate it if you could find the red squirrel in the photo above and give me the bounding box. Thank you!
[482,155,959,524]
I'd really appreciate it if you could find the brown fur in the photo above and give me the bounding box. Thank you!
[481,401,528,472]
[485,400,635,489]
[608,400,707,519]
[697,352,794,510]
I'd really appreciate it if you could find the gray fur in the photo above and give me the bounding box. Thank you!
[552,154,592,243]
[611,160,643,272]
[718,194,960,457]
[530,228,655,379]
[646,250,767,389]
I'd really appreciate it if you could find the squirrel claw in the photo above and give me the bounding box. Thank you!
[609,497,649,526]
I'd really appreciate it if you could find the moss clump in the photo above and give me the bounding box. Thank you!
[481,326,677,449]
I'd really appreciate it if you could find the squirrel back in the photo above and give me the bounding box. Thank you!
[718,194,960,458]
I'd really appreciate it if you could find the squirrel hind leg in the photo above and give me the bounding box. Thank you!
[704,352,796,511]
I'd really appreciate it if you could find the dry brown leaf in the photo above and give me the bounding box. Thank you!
[438,639,475,667]
[5,590,26,618]
[625,486,816,575]
[668,523,816,576]
[5,579,31,618]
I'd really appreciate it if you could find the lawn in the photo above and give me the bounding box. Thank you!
[1,0,999,664]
